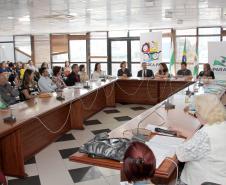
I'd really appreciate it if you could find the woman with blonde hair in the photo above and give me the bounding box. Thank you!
[176,94,226,185]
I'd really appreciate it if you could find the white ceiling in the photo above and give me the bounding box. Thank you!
[1,0,226,35]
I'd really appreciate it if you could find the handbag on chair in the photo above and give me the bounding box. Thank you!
[79,132,130,161]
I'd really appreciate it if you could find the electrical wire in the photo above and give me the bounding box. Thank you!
[33,103,72,134]
[116,80,144,96]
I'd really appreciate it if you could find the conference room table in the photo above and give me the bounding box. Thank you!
[69,79,226,185]
[0,77,216,181]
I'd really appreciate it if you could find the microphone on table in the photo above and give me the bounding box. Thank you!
[163,79,194,111]
[3,105,16,124]
[83,81,91,89]
[56,89,65,101]
[132,102,165,142]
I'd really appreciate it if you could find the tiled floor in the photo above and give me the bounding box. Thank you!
[7,103,151,185]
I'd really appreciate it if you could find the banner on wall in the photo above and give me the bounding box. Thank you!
[140,32,162,71]
[208,42,226,80]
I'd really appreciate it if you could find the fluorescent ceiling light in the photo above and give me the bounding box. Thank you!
[7,16,14,19]
[18,15,30,22]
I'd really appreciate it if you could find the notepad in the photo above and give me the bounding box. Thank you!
[145,135,185,168]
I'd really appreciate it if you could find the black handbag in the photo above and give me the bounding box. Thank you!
[79,132,130,161]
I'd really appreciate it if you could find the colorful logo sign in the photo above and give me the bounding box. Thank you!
[141,41,161,63]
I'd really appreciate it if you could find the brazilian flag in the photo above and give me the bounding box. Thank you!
[182,38,187,62]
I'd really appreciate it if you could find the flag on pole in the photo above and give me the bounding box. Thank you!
[193,47,199,77]
[182,38,187,62]
[169,39,175,75]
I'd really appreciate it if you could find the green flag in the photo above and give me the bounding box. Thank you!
[193,47,199,77]
[169,40,175,75]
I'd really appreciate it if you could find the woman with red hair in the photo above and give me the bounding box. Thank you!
[122,141,156,185]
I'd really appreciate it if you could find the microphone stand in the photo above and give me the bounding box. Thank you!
[132,80,193,142]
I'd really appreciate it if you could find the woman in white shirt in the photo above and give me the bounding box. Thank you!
[91,63,104,80]
[176,94,226,185]
[79,64,89,82]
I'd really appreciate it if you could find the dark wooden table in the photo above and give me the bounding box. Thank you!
[0,78,193,179]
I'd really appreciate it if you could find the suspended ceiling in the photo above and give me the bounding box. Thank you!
[0,0,226,35]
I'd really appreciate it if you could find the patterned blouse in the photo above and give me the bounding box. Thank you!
[52,76,67,90]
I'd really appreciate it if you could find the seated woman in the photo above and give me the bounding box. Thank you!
[155,63,169,78]
[19,69,39,101]
[52,66,66,90]
[63,61,71,77]
[176,94,226,185]
[79,64,89,82]
[91,63,104,80]
[122,141,156,185]
[117,61,132,77]
[197,63,215,79]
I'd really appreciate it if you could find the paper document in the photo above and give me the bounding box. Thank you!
[145,135,185,168]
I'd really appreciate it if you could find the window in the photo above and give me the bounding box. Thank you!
[0,43,14,62]
[162,37,171,63]
[69,40,86,62]
[90,39,107,56]
[0,36,13,42]
[131,40,140,62]
[52,53,68,63]
[198,36,220,63]
[90,32,108,75]
[14,36,31,63]
[199,27,221,35]
[176,29,196,36]
[111,41,127,62]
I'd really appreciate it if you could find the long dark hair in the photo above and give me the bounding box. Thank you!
[22,69,34,88]
[94,63,100,72]
[159,63,168,75]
